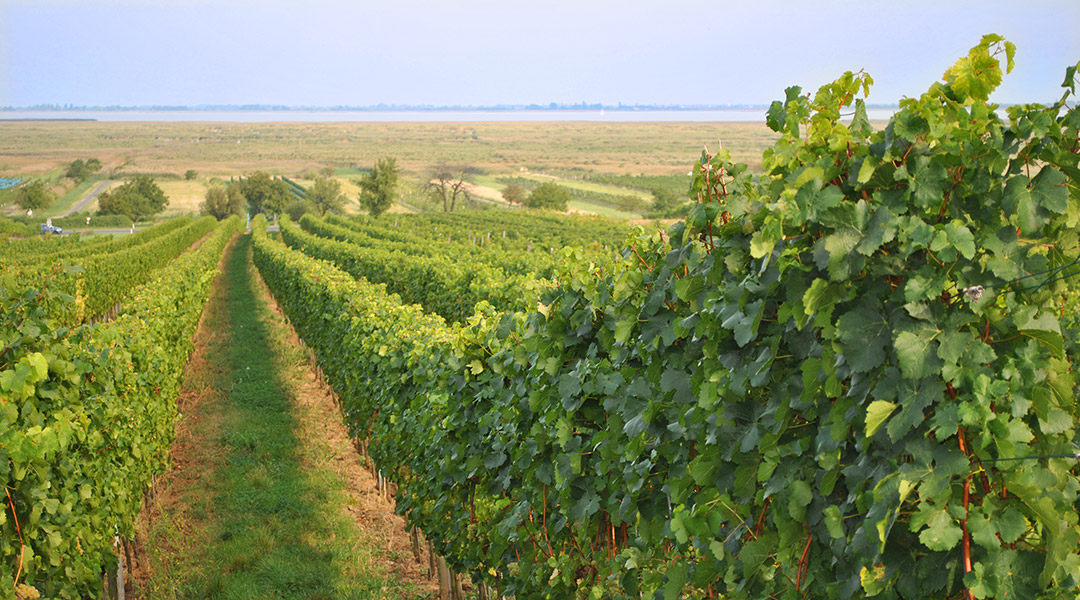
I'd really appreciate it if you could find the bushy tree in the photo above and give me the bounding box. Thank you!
[646,188,690,218]
[501,183,526,206]
[184,169,198,181]
[97,176,168,221]
[615,194,647,213]
[307,176,345,215]
[524,181,571,210]
[227,184,246,214]
[357,157,400,217]
[238,171,291,215]
[13,180,57,211]
[65,158,101,182]
[284,198,316,221]
[199,183,243,220]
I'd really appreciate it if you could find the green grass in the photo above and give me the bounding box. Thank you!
[137,236,426,599]
[43,177,99,217]
[512,173,654,199]
[468,174,507,192]
[567,199,643,220]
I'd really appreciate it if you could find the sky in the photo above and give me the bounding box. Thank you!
[1,0,1078,108]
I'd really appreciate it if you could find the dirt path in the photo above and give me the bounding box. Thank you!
[132,235,436,599]
[62,179,116,216]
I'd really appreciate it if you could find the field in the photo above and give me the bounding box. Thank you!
[0,121,780,178]
[156,179,209,215]
[0,120,787,220]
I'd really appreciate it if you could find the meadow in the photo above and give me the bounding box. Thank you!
[0,119,787,220]
[0,120,781,179]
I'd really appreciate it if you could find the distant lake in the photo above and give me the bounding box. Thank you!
[0,108,900,123]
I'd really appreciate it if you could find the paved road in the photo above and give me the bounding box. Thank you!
[63,180,116,217]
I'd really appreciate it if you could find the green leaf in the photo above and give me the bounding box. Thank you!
[851,99,873,138]
[1015,307,1061,334]
[919,507,963,551]
[688,448,720,486]
[886,377,944,441]
[750,216,783,259]
[1030,167,1068,214]
[943,35,1008,103]
[996,507,1029,544]
[675,276,705,302]
[824,505,845,539]
[614,317,635,345]
[894,328,944,379]
[788,479,813,519]
[1038,408,1072,435]
[803,278,838,316]
[664,558,688,600]
[27,352,49,380]
[1002,175,1049,233]
[836,299,890,373]
[739,539,770,579]
[908,156,948,209]
[967,510,999,550]
[945,222,976,260]
[570,490,599,521]
[865,400,897,438]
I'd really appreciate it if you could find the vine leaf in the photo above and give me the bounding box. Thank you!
[919,508,963,551]
[865,400,897,438]
[894,327,943,379]
[836,299,890,373]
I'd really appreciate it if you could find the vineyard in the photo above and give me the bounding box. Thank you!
[1,216,243,598]
[3,38,1080,600]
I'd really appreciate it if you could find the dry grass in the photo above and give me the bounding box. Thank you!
[157,180,208,215]
[0,120,782,180]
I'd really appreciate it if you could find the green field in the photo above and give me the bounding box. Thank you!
[511,172,655,200]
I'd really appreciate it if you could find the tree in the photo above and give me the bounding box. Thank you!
[14,180,57,211]
[284,199,316,221]
[525,182,571,211]
[307,176,345,215]
[97,176,169,221]
[357,157,400,217]
[237,171,291,215]
[184,169,198,180]
[227,184,246,214]
[199,183,243,220]
[425,163,472,212]
[646,188,690,218]
[65,158,102,182]
[615,194,647,213]
[501,183,526,206]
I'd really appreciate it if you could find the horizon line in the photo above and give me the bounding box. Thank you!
[0,102,908,112]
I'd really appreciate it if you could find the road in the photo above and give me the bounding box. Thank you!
[63,180,116,217]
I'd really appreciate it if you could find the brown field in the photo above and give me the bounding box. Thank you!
[158,180,209,215]
[0,120,782,179]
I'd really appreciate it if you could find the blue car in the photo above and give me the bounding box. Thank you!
[40,223,63,235]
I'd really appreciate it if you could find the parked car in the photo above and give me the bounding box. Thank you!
[40,222,63,235]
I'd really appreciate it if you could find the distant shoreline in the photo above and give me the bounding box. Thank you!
[0,108,902,123]
[0,118,98,122]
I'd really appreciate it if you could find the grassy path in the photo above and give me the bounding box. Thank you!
[134,235,433,599]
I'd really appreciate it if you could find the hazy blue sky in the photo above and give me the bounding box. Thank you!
[2,0,1078,108]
